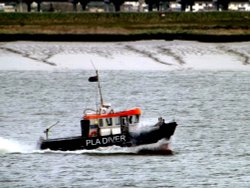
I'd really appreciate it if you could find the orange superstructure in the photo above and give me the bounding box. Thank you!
[83,108,142,120]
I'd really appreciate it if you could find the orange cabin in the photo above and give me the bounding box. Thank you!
[81,108,142,137]
[83,108,142,120]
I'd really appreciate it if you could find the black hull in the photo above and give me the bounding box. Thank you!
[39,121,177,151]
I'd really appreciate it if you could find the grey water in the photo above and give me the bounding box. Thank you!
[0,69,249,188]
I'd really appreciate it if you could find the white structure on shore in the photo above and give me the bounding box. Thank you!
[0,1,250,12]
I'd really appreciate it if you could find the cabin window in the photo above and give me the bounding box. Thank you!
[100,128,111,136]
[106,118,112,126]
[134,115,140,123]
[112,127,121,135]
[127,115,140,124]
[115,117,120,126]
[90,119,98,125]
[121,116,128,126]
[99,119,103,127]
[128,116,133,124]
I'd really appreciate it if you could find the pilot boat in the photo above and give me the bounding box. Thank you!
[39,70,177,152]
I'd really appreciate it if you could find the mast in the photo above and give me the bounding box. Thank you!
[89,62,105,110]
[96,70,104,107]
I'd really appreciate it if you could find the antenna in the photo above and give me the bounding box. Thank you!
[90,61,104,108]
[90,60,97,70]
[96,70,104,107]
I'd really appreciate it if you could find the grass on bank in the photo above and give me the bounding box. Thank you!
[0,12,250,35]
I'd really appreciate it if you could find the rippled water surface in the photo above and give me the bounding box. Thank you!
[0,41,250,188]
[1,70,249,188]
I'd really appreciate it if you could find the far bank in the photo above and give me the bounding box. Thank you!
[0,12,250,42]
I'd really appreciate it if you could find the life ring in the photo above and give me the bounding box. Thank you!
[89,130,97,137]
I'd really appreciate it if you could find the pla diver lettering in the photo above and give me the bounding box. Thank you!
[85,135,126,146]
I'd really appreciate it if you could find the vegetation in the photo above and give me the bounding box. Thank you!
[0,12,250,36]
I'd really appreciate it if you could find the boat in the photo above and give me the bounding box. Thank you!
[39,70,178,152]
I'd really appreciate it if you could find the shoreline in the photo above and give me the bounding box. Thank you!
[1,33,250,42]
[1,12,250,42]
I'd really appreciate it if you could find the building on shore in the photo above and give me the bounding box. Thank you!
[0,1,249,12]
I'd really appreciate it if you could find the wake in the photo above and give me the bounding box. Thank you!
[0,136,173,155]
[34,139,173,156]
[0,137,34,154]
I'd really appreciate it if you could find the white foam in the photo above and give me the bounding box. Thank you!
[0,137,32,154]
[32,141,170,155]
[30,146,135,155]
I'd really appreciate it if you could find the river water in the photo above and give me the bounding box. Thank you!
[0,41,250,187]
